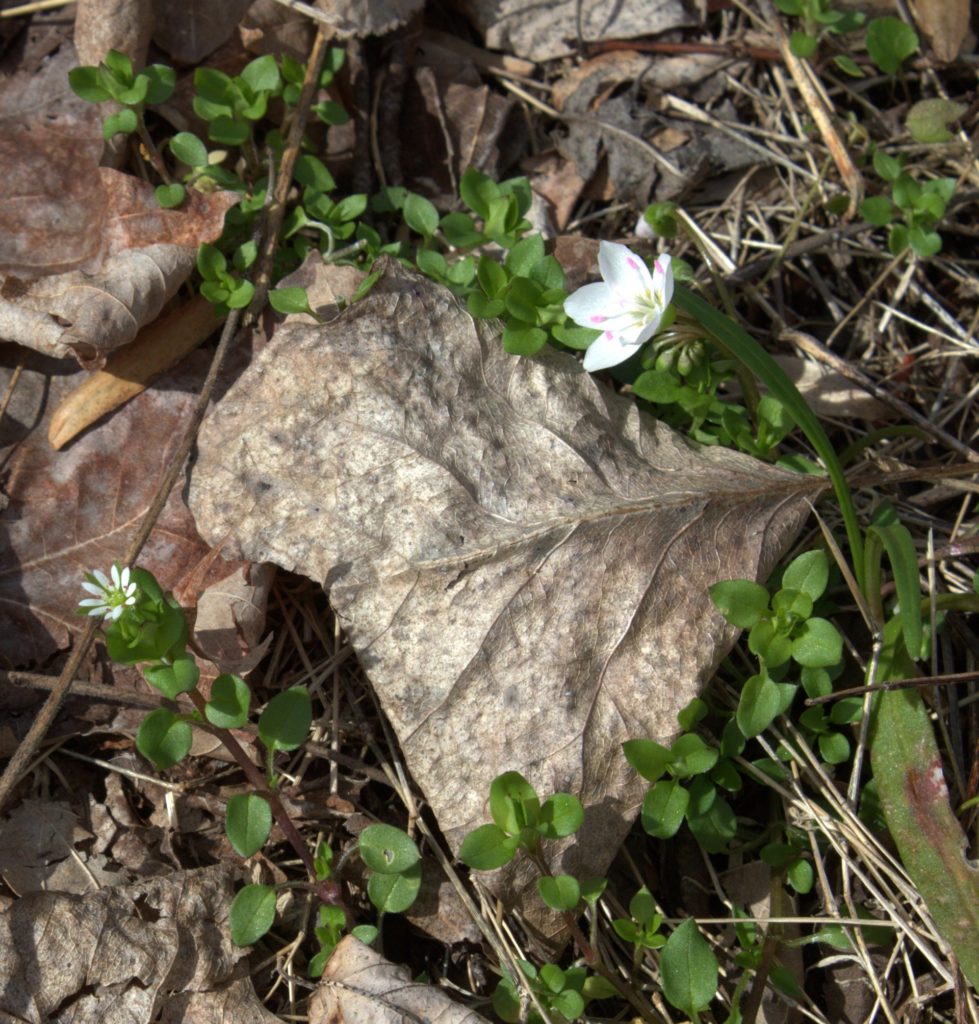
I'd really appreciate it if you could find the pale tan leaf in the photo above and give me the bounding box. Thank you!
[314,0,425,38]
[0,866,262,1024]
[909,0,970,61]
[188,261,818,939]
[311,936,491,1024]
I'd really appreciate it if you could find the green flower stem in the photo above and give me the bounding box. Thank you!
[186,688,320,884]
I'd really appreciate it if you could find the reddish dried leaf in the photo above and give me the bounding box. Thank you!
[0,347,241,668]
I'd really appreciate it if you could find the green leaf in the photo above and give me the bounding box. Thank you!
[552,990,585,1019]
[909,227,942,259]
[194,66,232,103]
[312,100,349,125]
[229,883,276,946]
[774,0,803,12]
[197,243,227,281]
[551,323,600,350]
[226,279,255,309]
[789,31,818,58]
[623,738,674,782]
[226,793,273,857]
[737,672,782,738]
[833,53,865,77]
[661,919,718,1017]
[68,66,110,103]
[504,276,543,323]
[258,686,312,752]
[641,779,689,838]
[208,116,250,146]
[155,183,186,209]
[860,196,895,227]
[868,503,923,658]
[137,709,192,769]
[685,779,737,852]
[791,617,843,668]
[906,98,966,144]
[104,600,188,664]
[866,16,918,74]
[403,193,439,237]
[241,53,280,93]
[538,793,584,838]
[538,874,581,911]
[103,49,133,82]
[501,321,547,356]
[678,698,708,732]
[358,823,420,874]
[888,223,909,256]
[782,549,829,601]
[505,235,545,276]
[873,149,903,183]
[633,369,681,404]
[671,733,718,777]
[476,255,508,297]
[440,212,483,248]
[367,861,422,913]
[641,201,678,238]
[143,651,199,698]
[709,578,770,628]
[143,63,176,104]
[467,292,505,319]
[748,617,793,667]
[490,771,539,833]
[206,674,251,728]
[459,166,498,219]
[818,730,851,764]
[103,108,138,138]
[458,823,518,869]
[294,154,336,192]
[415,249,449,280]
[269,286,316,316]
[170,131,209,167]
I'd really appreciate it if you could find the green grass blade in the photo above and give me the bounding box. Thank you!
[673,285,864,588]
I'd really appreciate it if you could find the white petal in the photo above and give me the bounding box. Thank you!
[564,282,615,328]
[634,216,655,240]
[87,605,108,617]
[583,331,637,371]
[92,569,110,589]
[118,566,131,590]
[651,254,674,305]
[108,605,125,621]
[81,581,105,597]
[110,563,122,589]
[123,594,136,606]
[78,597,107,608]
[598,241,652,297]
[123,583,137,599]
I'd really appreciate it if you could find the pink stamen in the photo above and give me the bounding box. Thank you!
[604,330,614,339]
[627,257,639,270]
[590,315,606,324]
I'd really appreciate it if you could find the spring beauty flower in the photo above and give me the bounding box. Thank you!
[564,241,674,372]
[78,562,137,621]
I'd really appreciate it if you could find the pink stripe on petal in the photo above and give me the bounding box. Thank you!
[590,315,605,323]
[654,259,663,274]
[627,257,639,270]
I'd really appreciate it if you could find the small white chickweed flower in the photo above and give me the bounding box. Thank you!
[564,241,674,372]
[78,562,137,621]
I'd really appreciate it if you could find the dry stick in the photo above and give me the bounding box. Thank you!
[0,25,334,813]
[754,0,862,214]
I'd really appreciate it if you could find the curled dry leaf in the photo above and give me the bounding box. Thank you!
[189,261,820,939]
[0,865,277,1024]
[313,0,425,38]
[311,936,491,1024]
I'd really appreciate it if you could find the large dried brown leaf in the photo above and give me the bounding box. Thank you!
[0,348,242,668]
[149,0,253,63]
[909,0,970,61]
[189,262,818,937]
[311,936,491,1024]
[0,865,277,1024]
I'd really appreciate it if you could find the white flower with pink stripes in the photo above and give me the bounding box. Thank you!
[564,241,674,372]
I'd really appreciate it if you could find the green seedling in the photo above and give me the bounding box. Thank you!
[773,0,864,60]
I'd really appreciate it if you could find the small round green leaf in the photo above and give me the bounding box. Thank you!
[240,54,280,93]
[709,579,770,628]
[229,883,276,946]
[501,321,547,356]
[623,738,674,782]
[137,709,192,769]
[142,64,175,104]
[170,131,209,167]
[294,154,335,192]
[205,674,251,729]
[155,183,186,209]
[781,549,829,601]
[661,919,718,1017]
[367,861,422,913]
[458,823,518,870]
[791,617,843,668]
[68,66,110,103]
[103,108,138,139]
[538,874,580,911]
[208,116,250,146]
[403,193,439,238]
[737,672,782,738]
[143,651,199,698]
[865,16,918,74]
[640,779,689,839]
[226,793,273,857]
[226,279,255,309]
[906,98,966,144]
[538,793,584,838]
[258,685,312,752]
[269,286,315,316]
[489,771,539,833]
[440,212,483,248]
[358,823,420,874]
[860,196,895,227]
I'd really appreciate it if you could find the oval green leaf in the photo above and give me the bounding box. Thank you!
[226,793,273,857]
[358,823,420,874]
[229,883,276,946]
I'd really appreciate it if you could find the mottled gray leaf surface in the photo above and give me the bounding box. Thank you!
[189,261,818,940]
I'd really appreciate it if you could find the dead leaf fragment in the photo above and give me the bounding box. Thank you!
[314,0,425,38]
[457,0,694,61]
[0,866,263,1024]
[311,936,491,1023]
[189,261,818,939]
[149,0,253,63]
[909,0,971,61]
